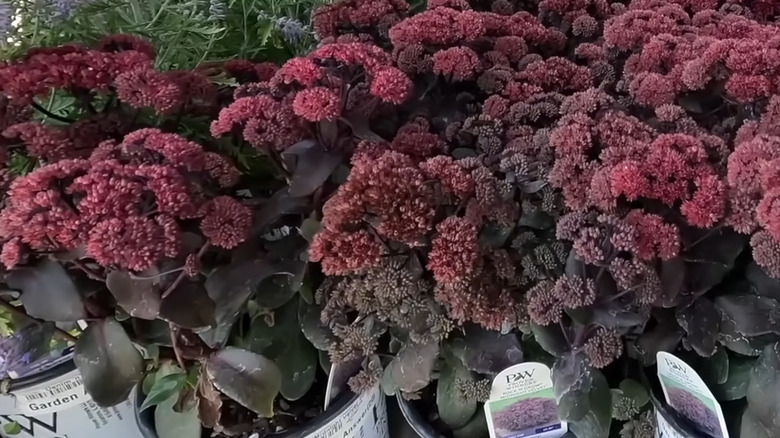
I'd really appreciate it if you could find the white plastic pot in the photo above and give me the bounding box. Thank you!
[0,354,144,438]
[135,385,389,438]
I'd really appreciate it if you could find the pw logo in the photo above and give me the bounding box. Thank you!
[664,359,686,374]
[505,370,535,383]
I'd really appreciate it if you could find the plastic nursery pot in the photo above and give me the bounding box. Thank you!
[134,385,389,438]
[0,349,144,438]
[396,394,445,438]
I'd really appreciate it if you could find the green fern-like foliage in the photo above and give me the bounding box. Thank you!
[1,0,330,68]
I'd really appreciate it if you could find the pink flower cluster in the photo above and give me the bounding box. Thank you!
[313,0,409,39]
[549,89,727,228]
[0,129,247,271]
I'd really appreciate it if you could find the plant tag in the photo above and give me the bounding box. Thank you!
[656,352,728,438]
[324,357,363,410]
[14,375,88,415]
[484,362,568,438]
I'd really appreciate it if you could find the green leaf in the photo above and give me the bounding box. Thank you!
[298,300,336,350]
[437,359,477,430]
[154,394,201,438]
[275,333,317,401]
[74,318,144,407]
[712,355,754,401]
[452,410,489,438]
[244,298,299,359]
[140,373,187,412]
[698,348,730,386]
[569,370,611,438]
[206,347,281,417]
[531,322,569,357]
[618,379,649,407]
[3,422,21,435]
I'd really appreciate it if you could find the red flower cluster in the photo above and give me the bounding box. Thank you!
[0,129,247,270]
[313,0,409,39]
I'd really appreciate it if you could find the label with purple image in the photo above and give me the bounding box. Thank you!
[484,363,568,438]
[656,352,729,438]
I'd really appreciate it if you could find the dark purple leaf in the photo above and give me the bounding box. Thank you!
[283,141,342,197]
[685,229,746,295]
[590,300,649,332]
[206,347,281,417]
[74,318,144,407]
[747,262,780,300]
[8,259,86,322]
[159,280,215,330]
[744,343,780,437]
[388,342,439,393]
[630,323,684,366]
[552,351,593,422]
[715,294,780,337]
[200,259,278,348]
[451,325,523,375]
[657,257,685,308]
[530,322,569,356]
[676,299,721,357]
[106,270,161,320]
[340,113,385,142]
[253,188,310,231]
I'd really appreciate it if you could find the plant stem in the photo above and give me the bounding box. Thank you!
[160,243,210,299]
[0,299,79,344]
[169,323,186,370]
[31,102,75,124]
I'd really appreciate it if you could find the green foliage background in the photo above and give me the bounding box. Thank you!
[1,0,330,68]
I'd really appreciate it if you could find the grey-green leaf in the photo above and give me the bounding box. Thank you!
[452,410,489,438]
[74,318,144,407]
[531,322,569,357]
[712,355,754,402]
[744,342,780,435]
[569,370,611,438]
[206,347,281,417]
[619,379,649,408]
[388,342,439,393]
[437,359,477,430]
[298,301,336,351]
[552,352,593,422]
[451,326,523,375]
[275,334,317,401]
[154,395,201,438]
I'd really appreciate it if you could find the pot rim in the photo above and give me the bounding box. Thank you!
[395,392,444,438]
[134,384,369,438]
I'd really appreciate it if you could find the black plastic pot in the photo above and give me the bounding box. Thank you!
[396,395,443,438]
[5,357,75,392]
[134,387,375,438]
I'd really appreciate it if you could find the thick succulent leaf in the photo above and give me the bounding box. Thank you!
[716,294,780,337]
[676,299,721,357]
[159,280,215,330]
[275,333,317,401]
[437,359,477,430]
[568,370,611,438]
[479,223,514,248]
[685,228,745,295]
[631,323,684,366]
[243,298,299,359]
[742,408,774,438]
[200,259,278,348]
[298,300,336,351]
[206,347,281,417]
[451,325,523,375]
[619,379,649,408]
[154,394,201,438]
[518,210,554,230]
[283,140,343,197]
[696,348,729,386]
[530,322,569,357]
[8,259,86,321]
[747,262,780,300]
[255,260,305,309]
[552,351,593,422]
[74,318,143,406]
[712,355,754,401]
[452,410,488,438]
[591,300,649,331]
[254,188,310,231]
[388,342,439,393]
[744,342,780,436]
[657,257,685,308]
[106,270,161,320]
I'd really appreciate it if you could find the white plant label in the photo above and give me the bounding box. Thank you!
[14,376,89,416]
[484,362,567,438]
[655,409,692,438]
[656,352,728,438]
[308,386,388,438]
[0,368,144,438]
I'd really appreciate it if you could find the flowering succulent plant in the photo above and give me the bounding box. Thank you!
[290,0,780,437]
